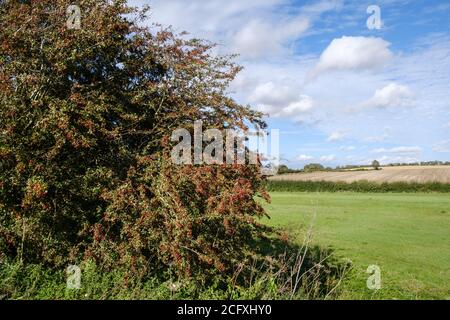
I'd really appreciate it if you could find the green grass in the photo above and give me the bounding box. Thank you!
[262,192,450,299]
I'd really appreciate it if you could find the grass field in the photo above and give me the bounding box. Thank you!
[262,192,450,299]
[271,165,450,183]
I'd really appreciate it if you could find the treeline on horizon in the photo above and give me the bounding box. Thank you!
[267,180,450,193]
[277,161,450,174]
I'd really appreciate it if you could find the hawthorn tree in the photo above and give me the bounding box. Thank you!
[372,160,380,170]
[0,0,270,279]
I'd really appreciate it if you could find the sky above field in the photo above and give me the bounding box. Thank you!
[130,0,450,168]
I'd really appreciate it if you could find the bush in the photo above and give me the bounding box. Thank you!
[277,165,302,174]
[0,0,270,282]
[0,238,350,300]
[303,163,325,172]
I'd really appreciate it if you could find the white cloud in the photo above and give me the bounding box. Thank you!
[327,131,346,142]
[361,127,390,143]
[297,154,315,161]
[320,154,336,162]
[432,140,450,153]
[371,146,422,156]
[248,82,314,119]
[139,1,450,164]
[232,17,309,58]
[308,36,393,81]
[228,0,342,59]
[377,155,420,165]
[301,0,343,15]
[131,0,284,37]
[135,0,335,60]
[364,135,388,143]
[339,145,356,151]
[230,0,343,59]
[361,83,414,109]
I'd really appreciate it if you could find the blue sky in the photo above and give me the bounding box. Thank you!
[130,0,450,168]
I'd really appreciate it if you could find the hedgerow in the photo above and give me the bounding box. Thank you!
[267,180,450,193]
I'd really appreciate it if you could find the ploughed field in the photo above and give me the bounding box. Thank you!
[270,166,450,183]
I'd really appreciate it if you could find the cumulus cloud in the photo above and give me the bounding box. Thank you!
[320,154,336,162]
[327,131,346,142]
[307,36,393,81]
[231,0,343,58]
[339,145,356,151]
[360,83,414,109]
[297,154,315,161]
[130,0,284,37]
[371,146,422,156]
[248,82,314,119]
[364,135,388,143]
[301,0,343,15]
[376,155,420,165]
[363,128,391,143]
[133,0,319,59]
[232,17,309,58]
[432,140,450,153]
[137,0,450,164]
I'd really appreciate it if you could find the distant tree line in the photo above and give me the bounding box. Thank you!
[337,160,450,169]
[277,163,334,174]
[277,160,450,175]
[385,161,450,167]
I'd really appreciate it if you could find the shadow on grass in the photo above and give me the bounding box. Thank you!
[240,233,352,299]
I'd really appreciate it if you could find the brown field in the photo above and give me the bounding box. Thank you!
[271,165,450,183]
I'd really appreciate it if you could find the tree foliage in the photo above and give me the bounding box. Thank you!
[303,163,325,172]
[0,0,270,279]
[372,160,380,170]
